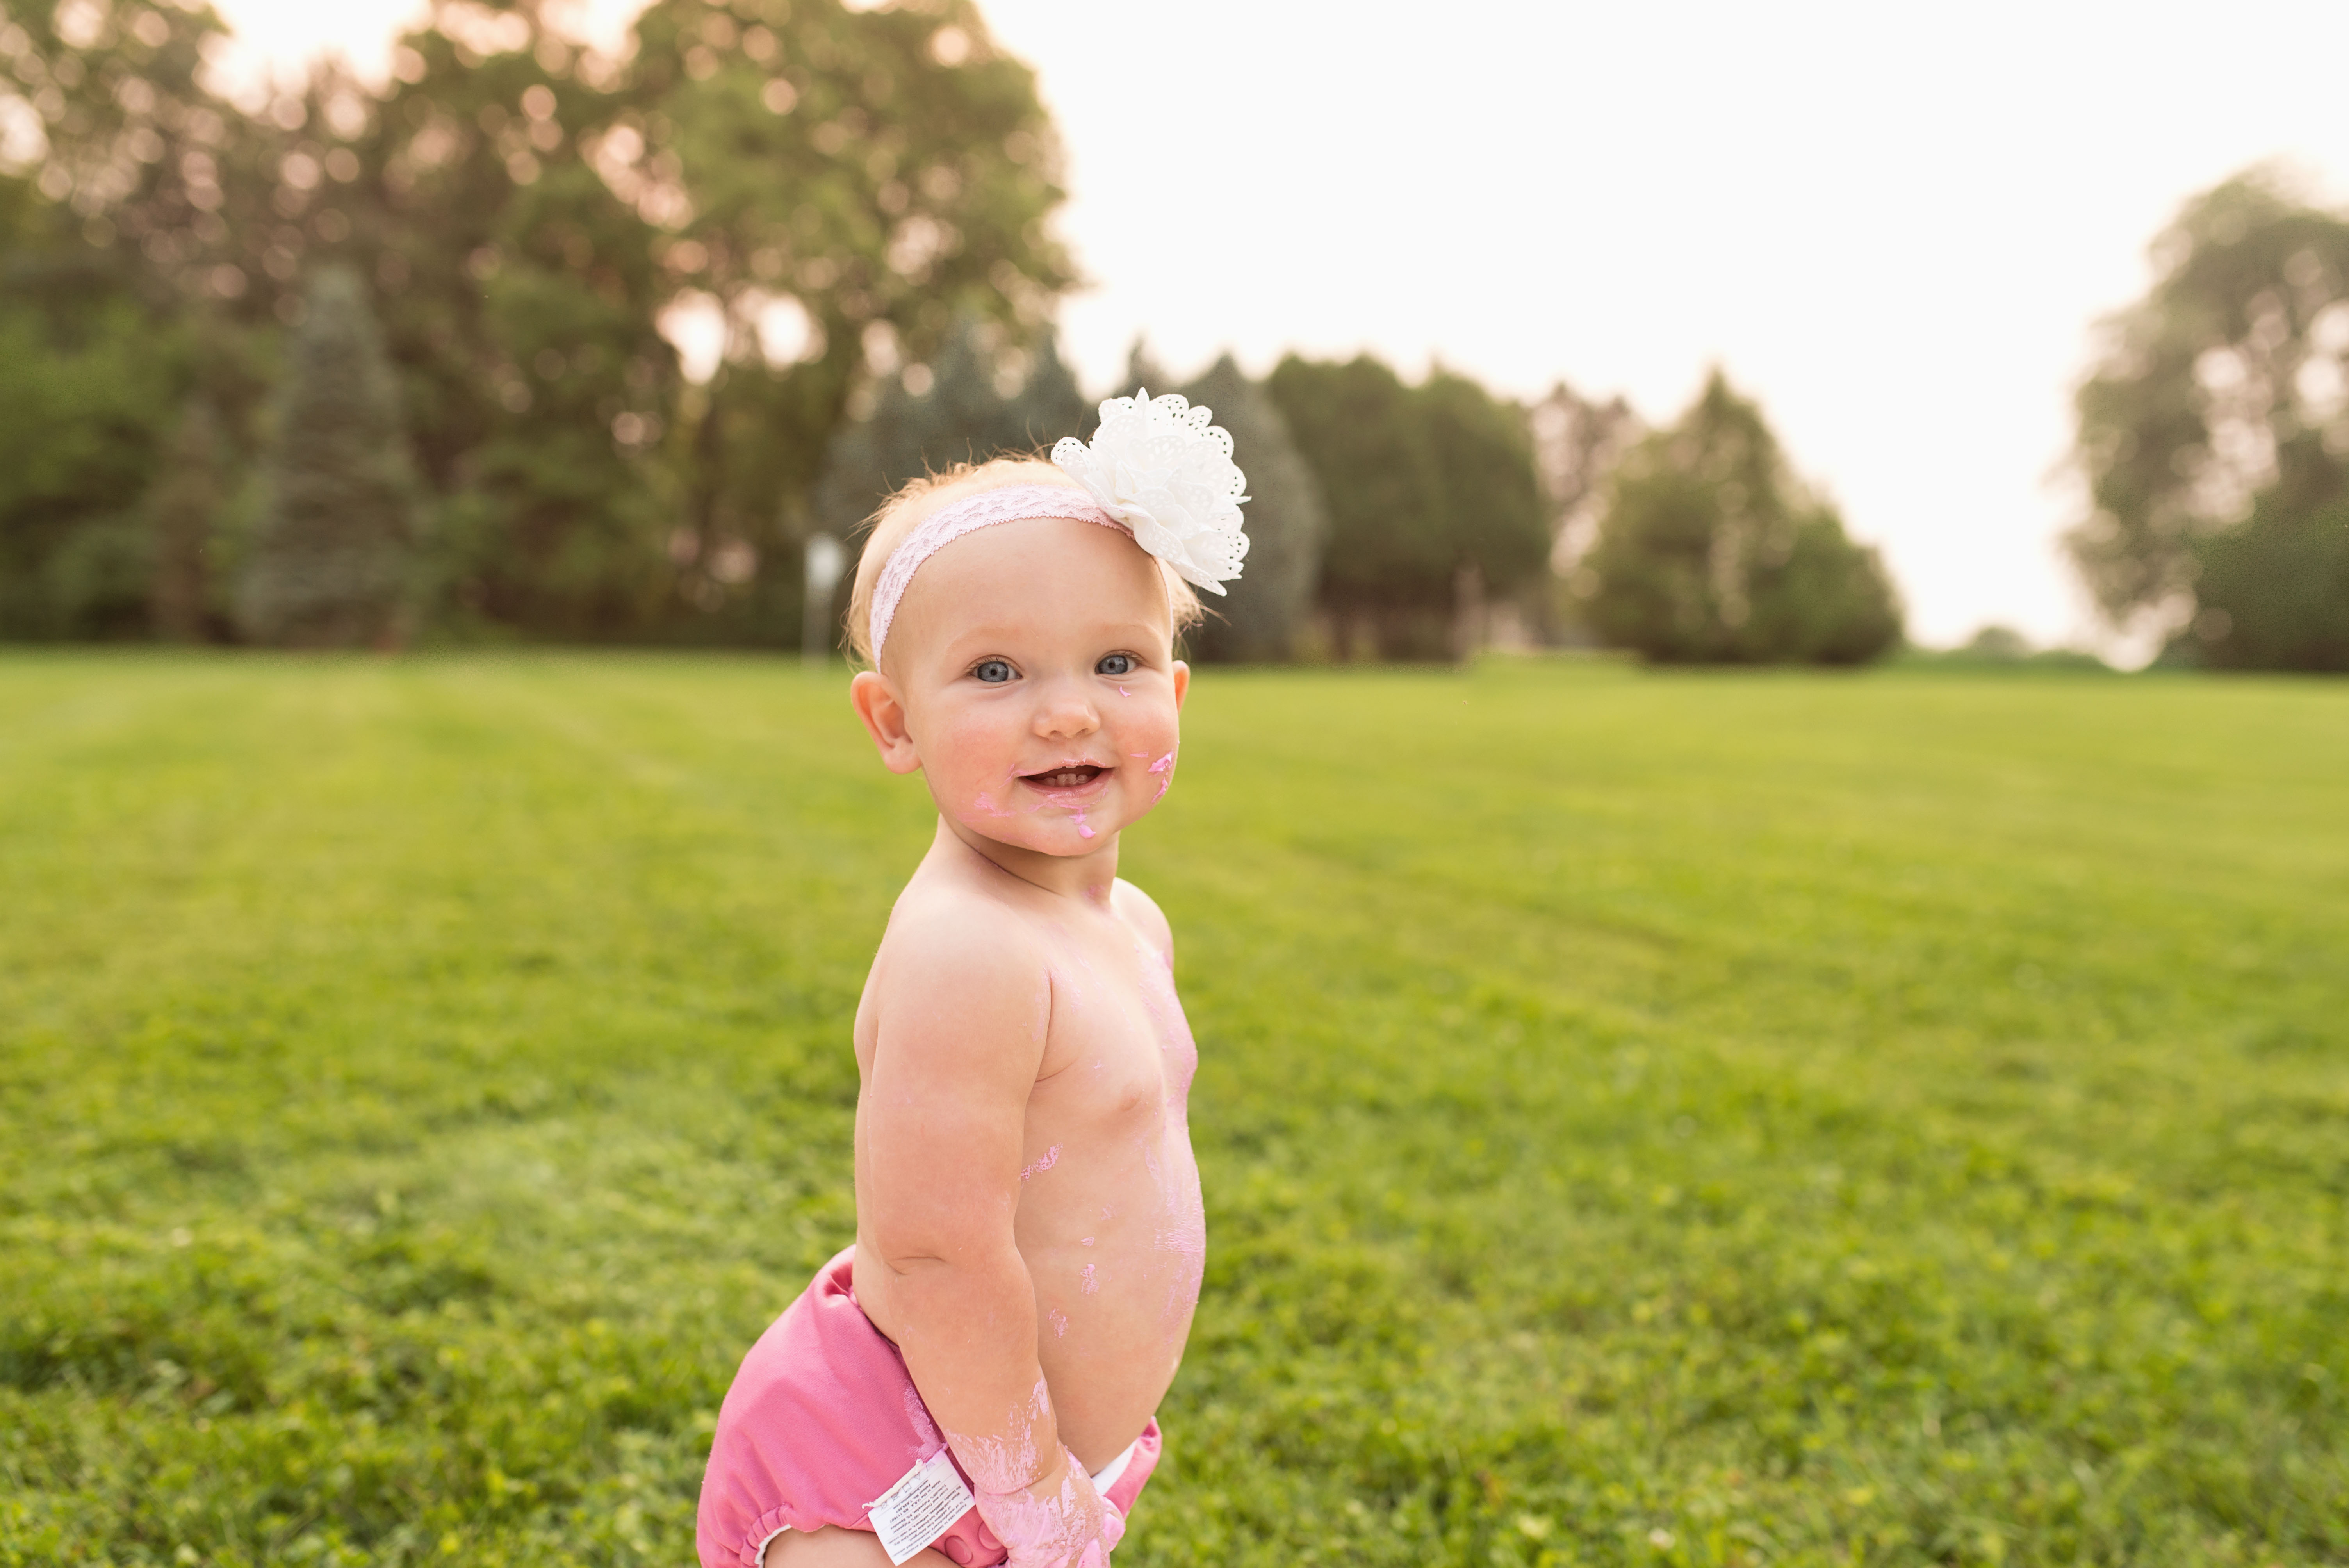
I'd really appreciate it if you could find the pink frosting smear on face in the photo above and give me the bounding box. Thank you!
[1148,750,1176,803]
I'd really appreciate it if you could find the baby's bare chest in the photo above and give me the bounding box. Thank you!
[1028,940,1198,1135]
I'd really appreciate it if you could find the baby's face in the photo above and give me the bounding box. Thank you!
[868,510,1189,858]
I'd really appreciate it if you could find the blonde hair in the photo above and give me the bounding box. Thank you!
[842,455,1204,666]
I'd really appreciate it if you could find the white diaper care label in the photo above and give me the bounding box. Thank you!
[866,1449,976,1566]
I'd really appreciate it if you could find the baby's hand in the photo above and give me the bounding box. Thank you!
[973,1446,1125,1568]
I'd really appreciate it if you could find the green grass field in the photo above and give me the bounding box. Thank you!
[2,655,2344,1568]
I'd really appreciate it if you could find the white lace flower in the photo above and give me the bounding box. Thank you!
[1051,391,1249,594]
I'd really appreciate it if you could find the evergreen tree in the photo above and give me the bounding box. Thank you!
[814,315,1088,534]
[1265,354,1446,654]
[146,394,226,642]
[1122,339,1173,402]
[238,268,417,647]
[1176,355,1325,661]
[1585,370,1900,665]
[1415,368,1551,599]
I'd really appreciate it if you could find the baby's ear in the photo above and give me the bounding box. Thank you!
[850,670,924,774]
[1170,659,1190,712]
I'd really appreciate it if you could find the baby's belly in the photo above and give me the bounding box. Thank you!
[1020,1142,1206,1468]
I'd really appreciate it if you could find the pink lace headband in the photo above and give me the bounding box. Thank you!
[866,484,1127,662]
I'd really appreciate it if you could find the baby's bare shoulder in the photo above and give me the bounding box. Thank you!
[873,882,1054,1035]
[1110,877,1174,961]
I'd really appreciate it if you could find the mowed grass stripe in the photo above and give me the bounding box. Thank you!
[0,655,2342,1568]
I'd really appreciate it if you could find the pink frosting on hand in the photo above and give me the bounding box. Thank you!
[973,1447,1125,1568]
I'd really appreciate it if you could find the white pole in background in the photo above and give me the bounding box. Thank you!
[803,533,846,665]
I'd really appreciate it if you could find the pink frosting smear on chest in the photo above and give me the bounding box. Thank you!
[1019,1144,1062,1182]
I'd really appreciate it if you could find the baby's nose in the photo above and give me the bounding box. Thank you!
[1032,681,1101,738]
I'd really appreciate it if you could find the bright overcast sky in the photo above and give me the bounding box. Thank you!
[209,0,2349,652]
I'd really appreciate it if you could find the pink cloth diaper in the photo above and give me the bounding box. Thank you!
[697,1247,1162,1568]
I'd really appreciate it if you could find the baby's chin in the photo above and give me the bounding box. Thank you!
[952,815,1125,856]
[941,788,1147,854]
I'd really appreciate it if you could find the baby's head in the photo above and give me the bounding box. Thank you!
[845,456,1204,861]
[844,458,1202,668]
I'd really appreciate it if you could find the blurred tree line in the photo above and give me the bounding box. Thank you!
[0,0,1903,664]
[2070,167,2349,670]
[1,0,1073,645]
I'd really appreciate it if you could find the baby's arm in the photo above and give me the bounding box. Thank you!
[861,911,1122,1567]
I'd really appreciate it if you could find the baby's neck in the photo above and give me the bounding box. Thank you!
[933,816,1121,904]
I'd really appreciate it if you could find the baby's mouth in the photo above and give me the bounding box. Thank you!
[1021,764,1107,790]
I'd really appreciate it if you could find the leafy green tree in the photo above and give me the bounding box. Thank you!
[237,268,417,646]
[1178,355,1324,662]
[1269,353,1551,657]
[1584,370,1900,665]
[2069,169,2349,630]
[0,2,258,638]
[0,0,278,321]
[0,276,179,637]
[1529,380,1642,642]
[341,11,679,639]
[626,0,1075,638]
[2185,497,2349,670]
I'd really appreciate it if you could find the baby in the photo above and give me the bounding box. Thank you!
[697,394,1251,1568]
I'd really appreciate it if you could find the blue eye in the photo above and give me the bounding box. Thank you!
[1097,653,1135,677]
[972,659,1014,684]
